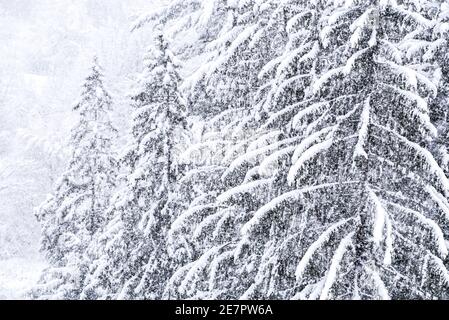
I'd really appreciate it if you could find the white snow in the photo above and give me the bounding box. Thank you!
[350,8,374,33]
[295,219,354,281]
[370,269,391,299]
[169,204,216,238]
[368,28,377,47]
[353,100,369,160]
[216,178,274,203]
[426,185,449,222]
[258,144,296,177]
[178,245,220,296]
[0,258,47,299]
[369,188,386,244]
[23,73,49,97]
[292,101,329,129]
[428,254,449,285]
[312,66,346,94]
[387,201,448,258]
[320,232,354,300]
[393,6,433,28]
[288,137,333,184]
[374,123,449,194]
[384,215,393,266]
[242,182,357,236]
[345,47,370,75]
[224,136,301,179]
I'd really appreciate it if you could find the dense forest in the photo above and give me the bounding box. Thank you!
[8,0,449,299]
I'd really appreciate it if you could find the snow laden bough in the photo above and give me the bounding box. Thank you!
[162,1,449,300]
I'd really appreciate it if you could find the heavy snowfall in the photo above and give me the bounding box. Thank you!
[1,0,449,300]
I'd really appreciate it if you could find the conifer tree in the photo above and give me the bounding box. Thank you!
[83,32,188,299]
[163,0,305,299]
[419,2,449,174]
[164,0,449,299]
[243,0,449,299]
[33,57,118,299]
[398,1,448,174]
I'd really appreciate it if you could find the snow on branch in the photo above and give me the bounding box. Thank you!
[384,214,393,266]
[292,101,330,129]
[193,211,225,240]
[288,135,334,185]
[286,10,314,34]
[426,185,449,222]
[131,0,201,32]
[169,204,216,239]
[368,268,391,299]
[392,6,434,29]
[224,136,301,179]
[178,244,227,296]
[247,130,283,152]
[369,188,387,245]
[387,201,448,258]
[295,219,354,281]
[242,182,357,237]
[349,8,375,48]
[216,177,274,203]
[353,97,370,160]
[380,39,402,64]
[312,66,346,94]
[204,24,259,78]
[319,232,354,300]
[261,98,313,130]
[374,123,449,194]
[258,145,296,177]
[344,47,370,74]
[427,253,449,286]
[291,126,335,163]
[381,60,437,96]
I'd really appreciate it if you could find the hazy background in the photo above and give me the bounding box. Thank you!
[0,0,163,298]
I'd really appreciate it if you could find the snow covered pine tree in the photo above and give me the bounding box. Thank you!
[82,31,188,299]
[403,2,449,176]
[281,0,449,300]
[32,57,118,299]
[149,0,449,300]
[161,0,293,299]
